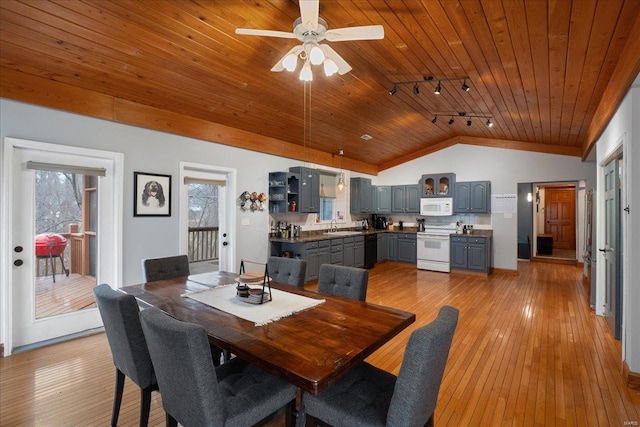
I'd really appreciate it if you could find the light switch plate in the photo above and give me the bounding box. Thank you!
[241,218,250,226]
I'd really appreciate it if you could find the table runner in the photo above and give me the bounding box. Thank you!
[183,285,325,326]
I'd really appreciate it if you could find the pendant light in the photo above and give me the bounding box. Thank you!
[337,149,345,191]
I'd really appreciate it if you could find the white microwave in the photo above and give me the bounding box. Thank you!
[420,197,453,216]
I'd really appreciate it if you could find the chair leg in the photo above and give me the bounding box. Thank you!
[111,369,125,427]
[285,399,296,427]
[140,385,154,427]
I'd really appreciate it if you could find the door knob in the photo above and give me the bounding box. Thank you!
[14,246,23,252]
[223,241,228,246]
[14,259,23,267]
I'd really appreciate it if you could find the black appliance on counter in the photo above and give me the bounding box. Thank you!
[371,214,387,230]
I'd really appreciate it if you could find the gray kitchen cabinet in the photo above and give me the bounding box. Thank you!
[354,237,365,268]
[421,173,455,197]
[350,177,373,213]
[391,184,421,213]
[305,240,330,281]
[374,185,392,213]
[454,181,491,213]
[396,233,417,263]
[343,237,355,267]
[289,167,320,213]
[377,233,389,262]
[268,171,299,214]
[450,235,492,273]
[330,238,344,264]
[387,233,397,261]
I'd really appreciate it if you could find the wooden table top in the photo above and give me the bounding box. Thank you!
[119,271,415,395]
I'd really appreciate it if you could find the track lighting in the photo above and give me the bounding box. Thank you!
[431,116,437,124]
[388,75,469,96]
[434,111,493,127]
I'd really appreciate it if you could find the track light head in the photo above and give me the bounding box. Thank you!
[448,117,455,125]
[413,83,419,95]
[461,79,470,92]
[467,118,472,126]
[434,81,441,95]
[486,118,493,128]
[431,116,437,124]
[389,86,397,96]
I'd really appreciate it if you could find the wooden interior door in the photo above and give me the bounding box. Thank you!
[544,186,576,250]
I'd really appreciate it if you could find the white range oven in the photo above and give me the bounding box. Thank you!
[417,223,457,272]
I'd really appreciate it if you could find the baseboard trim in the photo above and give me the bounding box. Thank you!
[623,361,640,391]
[531,256,577,265]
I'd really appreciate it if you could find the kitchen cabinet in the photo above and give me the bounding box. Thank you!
[350,177,373,213]
[421,173,455,198]
[374,186,392,213]
[450,235,492,273]
[354,237,365,268]
[391,184,421,213]
[305,240,331,281]
[289,167,320,213]
[387,233,397,261]
[330,238,344,264]
[268,171,299,214]
[454,181,491,213]
[396,233,417,263]
[377,233,388,262]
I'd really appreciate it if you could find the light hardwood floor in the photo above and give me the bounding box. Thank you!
[1,261,639,426]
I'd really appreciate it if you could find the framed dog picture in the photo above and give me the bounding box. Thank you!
[134,172,171,217]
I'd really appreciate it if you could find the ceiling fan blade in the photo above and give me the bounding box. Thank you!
[271,45,304,72]
[235,28,296,39]
[299,0,320,31]
[325,25,384,42]
[320,44,352,75]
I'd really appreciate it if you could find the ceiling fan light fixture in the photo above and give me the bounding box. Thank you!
[299,61,313,81]
[323,58,338,76]
[434,81,441,95]
[282,53,299,72]
[309,45,325,65]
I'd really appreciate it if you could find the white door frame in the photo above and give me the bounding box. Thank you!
[1,137,123,356]
[179,162,236,273]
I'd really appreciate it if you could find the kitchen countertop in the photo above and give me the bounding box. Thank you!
[269,228,418,243]
[451,229,493,238]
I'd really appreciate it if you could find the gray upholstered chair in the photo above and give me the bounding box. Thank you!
[139,307,297,427]
[142,254,226,365]
[267,256,307,287]
[142,254,190,282]
[93,284,157,427]
[317,264,369,301]
[299,306,459,427]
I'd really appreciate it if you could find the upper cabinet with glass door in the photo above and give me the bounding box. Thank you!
[421,173,455,198]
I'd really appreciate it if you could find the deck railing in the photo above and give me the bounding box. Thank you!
[188,226,219,262]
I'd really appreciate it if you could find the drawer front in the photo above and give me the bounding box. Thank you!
[318,240,331,248]
[469,237,486,244]
[304,241,319,250]
[450,236,468,243]
[331,252,344,264]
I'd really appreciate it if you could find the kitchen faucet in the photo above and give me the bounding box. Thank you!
[330,219,338,232]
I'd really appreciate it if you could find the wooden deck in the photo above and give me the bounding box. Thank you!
[2,261,639,426]
[35,273,96,318]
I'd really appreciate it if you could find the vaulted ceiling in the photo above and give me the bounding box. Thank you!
[1,0,639,175]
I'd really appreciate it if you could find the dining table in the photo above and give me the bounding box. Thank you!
[119,270,415,395]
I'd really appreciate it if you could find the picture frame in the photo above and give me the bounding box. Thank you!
[134,172,171,217]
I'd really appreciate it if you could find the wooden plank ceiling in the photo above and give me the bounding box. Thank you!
[1,0,640,174]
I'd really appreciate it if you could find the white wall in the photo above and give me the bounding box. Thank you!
[0,99,302,287]
[595,74,640,373]
[377,144,596,270]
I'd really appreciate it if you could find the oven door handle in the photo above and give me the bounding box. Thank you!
[418,234,450,240]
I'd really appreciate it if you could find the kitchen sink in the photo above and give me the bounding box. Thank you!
[323,231,364,236]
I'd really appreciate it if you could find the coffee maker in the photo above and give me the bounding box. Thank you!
[371,214,387,229]
[416,218,426,232]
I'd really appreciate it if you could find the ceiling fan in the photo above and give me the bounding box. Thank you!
[235,0,384,80]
